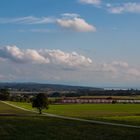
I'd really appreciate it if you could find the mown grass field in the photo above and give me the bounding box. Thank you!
[0,101,140,140]
[7,101,140,126]
[0,101,32,115]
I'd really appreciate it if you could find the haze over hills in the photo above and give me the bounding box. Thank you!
[0,82,103,92]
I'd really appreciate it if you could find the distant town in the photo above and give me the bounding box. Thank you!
[0,82,140,104]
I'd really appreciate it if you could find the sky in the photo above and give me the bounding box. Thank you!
[0,0,140,87]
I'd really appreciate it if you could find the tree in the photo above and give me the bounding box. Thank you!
[0,89,10,100]
[32,93,49,114]
[50,92,61,97]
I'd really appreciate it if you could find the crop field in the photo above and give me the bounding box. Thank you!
[7,101,140,126]
[0,101,140,140]
[79,95,140,99]
[49,95,140,100]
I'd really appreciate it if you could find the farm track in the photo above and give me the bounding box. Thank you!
[1,101,140,129]
[0,114,37,117]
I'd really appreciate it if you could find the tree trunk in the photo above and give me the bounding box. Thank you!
[39,108,42,114]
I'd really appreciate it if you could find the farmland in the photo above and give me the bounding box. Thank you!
[7,101,140,126]
[0,101,140,140]
[79,95,140,99]
[0,101,36,116]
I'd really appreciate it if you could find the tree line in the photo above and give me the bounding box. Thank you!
[0,89,49,114]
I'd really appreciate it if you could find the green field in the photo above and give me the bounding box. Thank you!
[0,101,35,116]
[0,101,140,140]
[49,95,140,101]
[79,95,140,99]
[7,101,140,126]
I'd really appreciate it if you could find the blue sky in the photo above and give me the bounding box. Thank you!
[0,0,140,87]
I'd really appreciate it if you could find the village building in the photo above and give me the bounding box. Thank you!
[55,98,140,104]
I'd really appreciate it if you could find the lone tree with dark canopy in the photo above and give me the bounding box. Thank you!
[32,93,49,114]
[0,89,10,101]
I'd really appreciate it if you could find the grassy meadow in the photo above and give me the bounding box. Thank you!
[7,101,140,126]
[0,101,140,140]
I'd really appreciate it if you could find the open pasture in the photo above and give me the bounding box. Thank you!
[0,101,32,115]
[8,101,140,126]
[0,101,140,140]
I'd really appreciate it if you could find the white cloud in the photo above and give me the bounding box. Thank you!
[100,63,118,74]
[18,29,51,33]
[0,16,55,24]
[40,49,92,66]
[0,73,15,80]
[0,46,49,64]
[0,14,96,32]
[98,61,140,81]
[0,74,6,79]
[57,17,96,32]
[0,46,24,63]
[78,0,101,6]
[127,68,140,77]
[107,2,140,14]
[77,1,140,14]
[0,46,92,67]
[1,46,140,84]
[61,13,80,18]
[25,49,50,64]
[57,13,96,32]
[111,61,129,68]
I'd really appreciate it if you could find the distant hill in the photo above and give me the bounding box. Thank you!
[0,82,103,92]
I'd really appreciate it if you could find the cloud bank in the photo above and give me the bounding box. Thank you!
[0,46,92,67]
[0,45,140,85]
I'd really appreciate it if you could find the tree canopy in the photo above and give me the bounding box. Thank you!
[32,93,49,114]
[0,89,10,100]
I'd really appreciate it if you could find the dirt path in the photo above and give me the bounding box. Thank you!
[1,101,140,129]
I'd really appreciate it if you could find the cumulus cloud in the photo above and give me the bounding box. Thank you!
[0,14,96,32]
[111,61,129,68]
[127,68,140,77]
[78,0,101,6]
[100,63,117,74]
[56,13,96,32]
[0,46,50,64]
[98,61,140,81]
[56,17,96,32]
[107,2,140,14]
[40,49,92,66]
[0,46,92,67]
[1,46,140,84]
[100,61,129,74]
